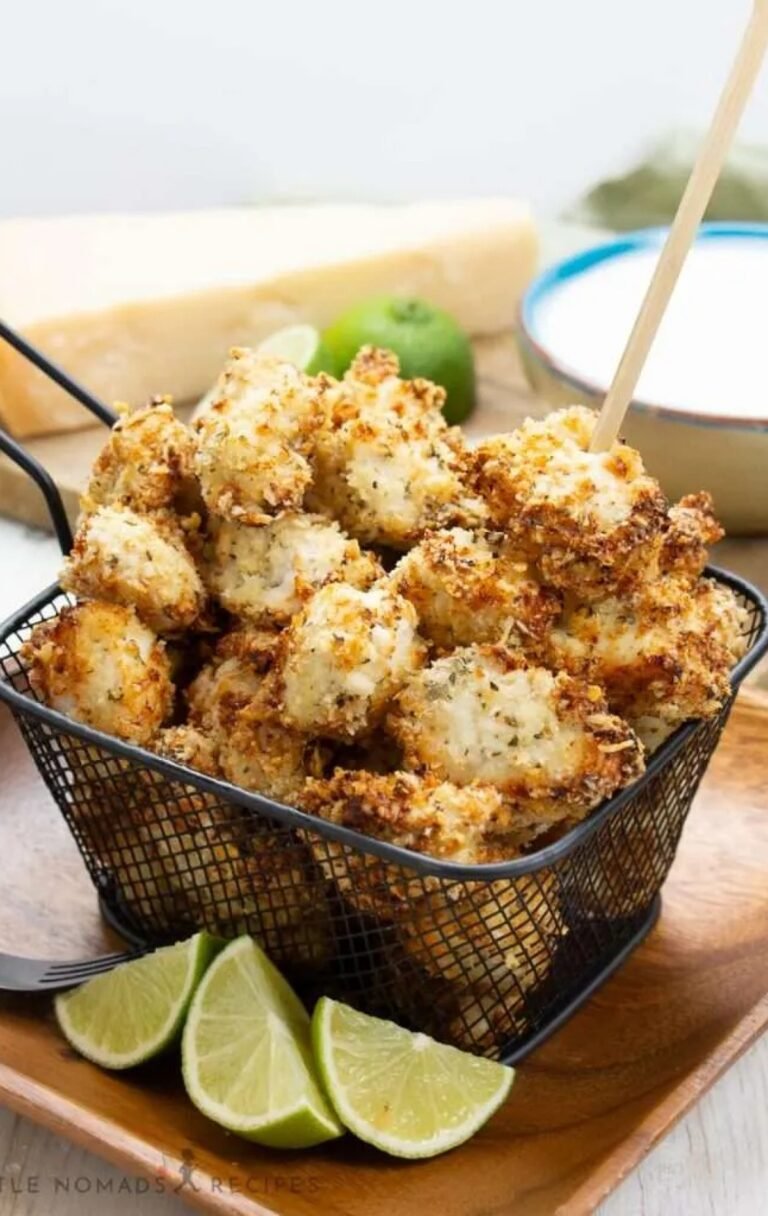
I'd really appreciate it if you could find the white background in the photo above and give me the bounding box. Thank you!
[0,0,765,219]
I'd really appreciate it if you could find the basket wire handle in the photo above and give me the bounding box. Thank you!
[0,319,117,428]
[0,429,73,555]
[0,319,119,555]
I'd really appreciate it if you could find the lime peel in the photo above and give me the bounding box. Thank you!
[54,932,222,1071]
[182,937,343,1148]
[311,996,514,1159]
[257,324,335,375]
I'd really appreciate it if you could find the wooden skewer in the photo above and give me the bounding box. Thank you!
[590,0,768,452]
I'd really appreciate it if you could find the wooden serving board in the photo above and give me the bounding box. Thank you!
[1,691,768,1216]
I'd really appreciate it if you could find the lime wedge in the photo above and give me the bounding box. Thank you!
[182,937,343,1148]
[311,997,514,1158]
[54,933,221,1070]
[258,324,336,375]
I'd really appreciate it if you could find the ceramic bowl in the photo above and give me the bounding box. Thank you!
[518,223,768,534]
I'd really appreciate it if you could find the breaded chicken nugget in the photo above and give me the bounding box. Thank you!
[186,628,325,802]
[219,714,329,804]
[84,397,196,513]
[22,601,172,744]
[150,724,222,775]
[205,513,382,625]
[389,527,560,652]
[470,406,668,597]
[389,645,644,824]
[659,491,724,580]
[308,347,486,547]
[276,581,427,739]
[193,349,323,524]
[548,575,749,728]
[186,627,280,736]
[61,505,206,634]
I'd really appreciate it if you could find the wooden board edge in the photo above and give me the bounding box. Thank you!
[0,1062,271,1216]
[559,943,768,1213]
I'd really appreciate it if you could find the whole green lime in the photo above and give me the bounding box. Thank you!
[322,297,476,424]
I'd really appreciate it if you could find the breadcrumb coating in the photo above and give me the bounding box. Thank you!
[22,601,172,745]
[390,527,560,652]
[61,505,206,634]
[300,770,523,866]
[298,770,520,923]
[193,349,323,524]
[186,629,279,736]
[84,398,196,513]
[308,347,486,547]
[470,406,668,597]
[277,581,427,739]
[133,787,332,965]
[219,714,328,804]
[150,724,221,776]
[389,645,644,823]
[548,575,749,727]
[205,513,381,625]
[659,492,724,580]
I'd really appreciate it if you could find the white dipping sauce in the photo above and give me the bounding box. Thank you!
[535,239,768,418]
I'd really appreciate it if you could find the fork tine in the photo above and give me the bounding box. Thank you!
[41,952,141,987]
[45,951,137,976]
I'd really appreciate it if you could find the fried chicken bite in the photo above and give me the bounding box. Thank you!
[659,492,724,580]
[60,505,206,635]
[276,581,427,740]
[548,575,749,730]
[470,406,668,597]
[186,627,327,802]
[22,601,173,745]
[83,397,196,513]
[308,347,485,548]
[389,645,644,826]
[186,627,280,736]
[301,770,524,867]
[204,513,382,626]
[298,770,528,921]
[150,724,221,775]
[219,713,329,805]
[193,349,323,524]
[389,527,560,652]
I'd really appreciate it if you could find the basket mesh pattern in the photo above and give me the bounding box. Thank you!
[0,583,764,1061]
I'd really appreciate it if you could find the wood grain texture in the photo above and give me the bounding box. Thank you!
[0,693,767,1216]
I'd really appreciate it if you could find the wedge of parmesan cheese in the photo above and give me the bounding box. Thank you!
[0,199,537,437]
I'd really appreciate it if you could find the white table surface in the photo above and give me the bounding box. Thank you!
[0,515,766,1216]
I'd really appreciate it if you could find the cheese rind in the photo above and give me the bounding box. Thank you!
[0,200,537,437]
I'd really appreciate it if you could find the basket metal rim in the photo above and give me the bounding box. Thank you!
[1,566,766,882]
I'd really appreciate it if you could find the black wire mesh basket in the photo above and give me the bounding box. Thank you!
[1,321,767,1063]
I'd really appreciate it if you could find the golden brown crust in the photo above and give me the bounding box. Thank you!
[659,492,724,580]
[470,407,668,597]
[307,346,486,547]
[548,575,748,726]
[61,505,206,634]
[22,601,173,745]
[388,645,644,822]
[84,398,196,514]
[390,527,560,653]
[275,581,427,740]
[204,513,382,626]
[193,350,323,524]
